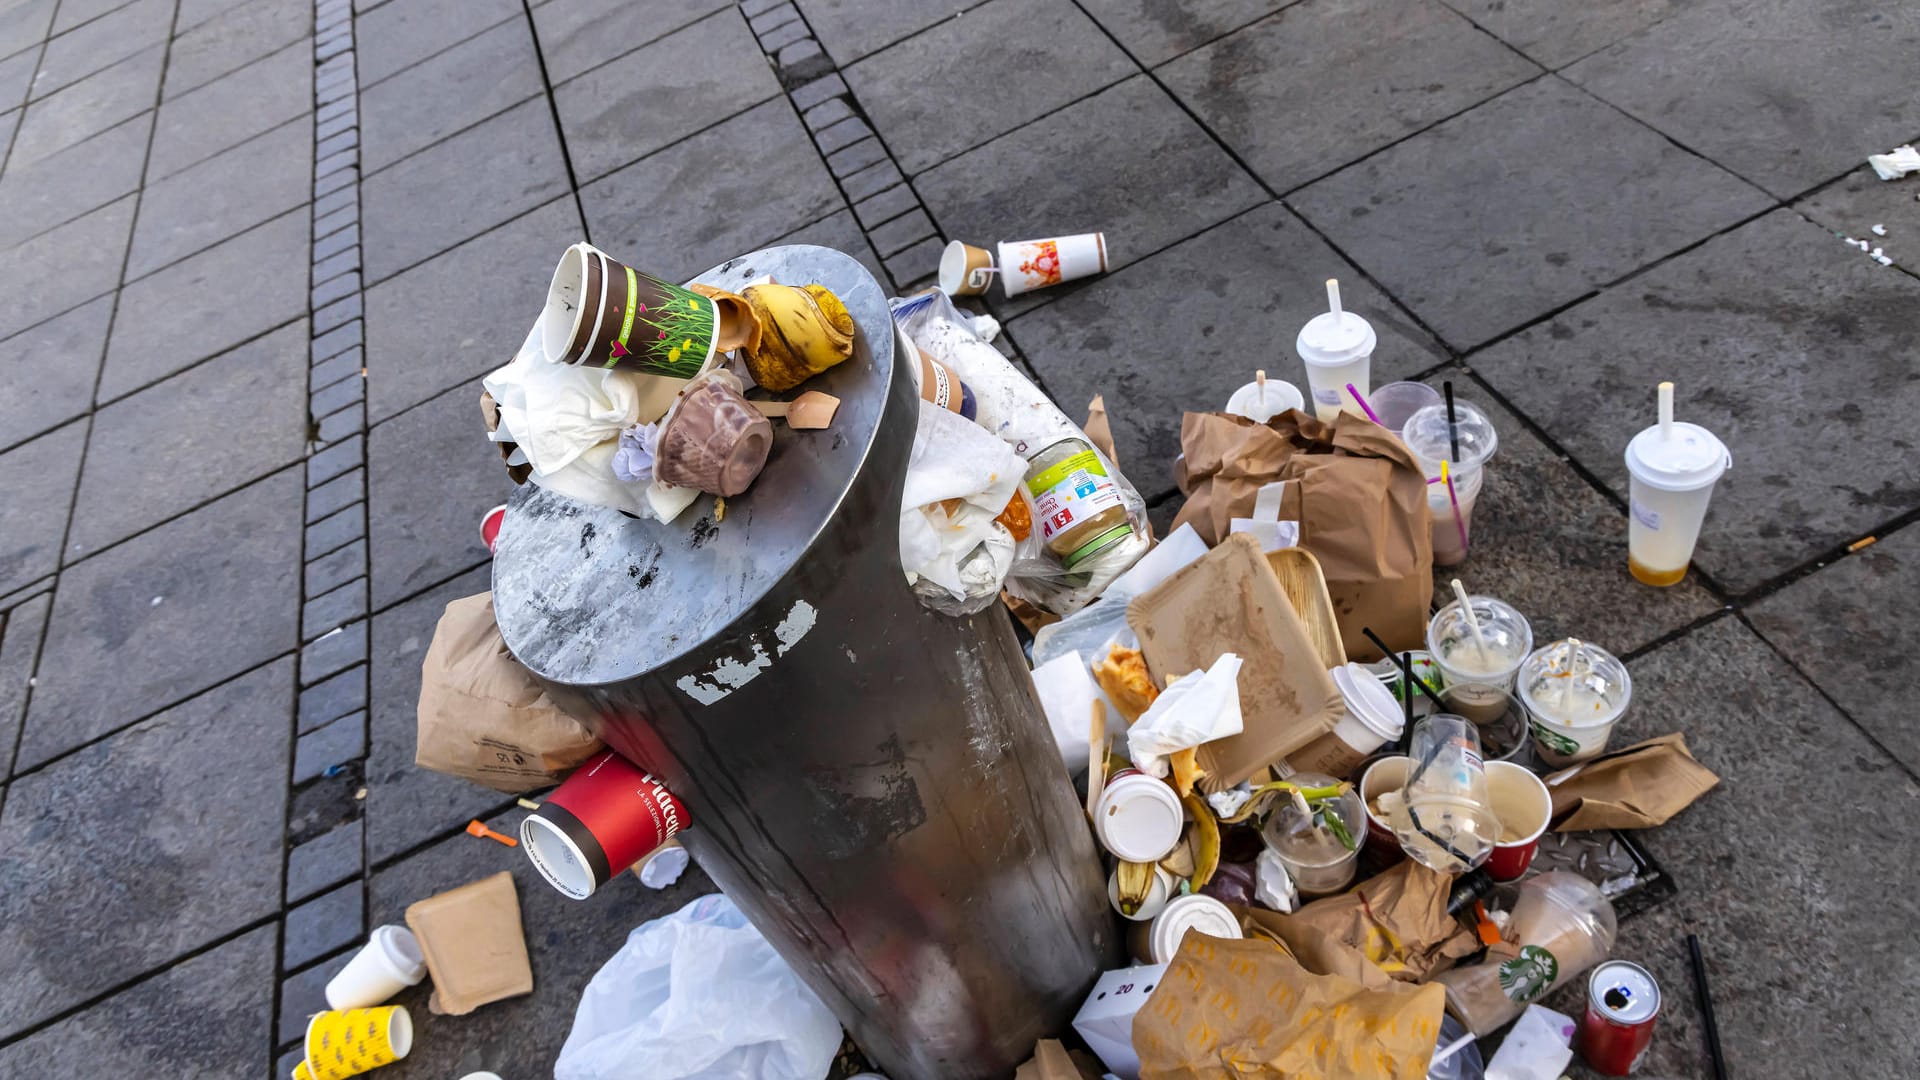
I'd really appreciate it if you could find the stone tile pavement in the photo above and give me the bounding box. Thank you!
[0,0,1915,1076]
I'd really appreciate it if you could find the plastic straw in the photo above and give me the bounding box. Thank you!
[1361,628,1444,707]
[1658,380,1674,442]
[1441,460,1469,556]
[1326,278,1342,317]
[1400,651,1415,750]
[1347,382,1382,424]
[1688,933,1730,1080]
[1256,368,1268,408]
[1443,380,1461,462]
[1450,578,1491,668]
[1429,1034,1476,1069]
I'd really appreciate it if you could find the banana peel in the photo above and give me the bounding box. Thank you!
[1181,792,1221,890]
[739,283,855,391]
[1114,860,1156,917]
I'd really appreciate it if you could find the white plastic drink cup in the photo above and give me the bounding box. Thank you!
[1623,388,1729,587]
[1296,279,1376,422]
[325,925,427,1010]
[1225,372,1305,422]
[997,233,1107,296]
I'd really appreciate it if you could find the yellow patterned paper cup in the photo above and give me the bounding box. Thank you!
[299,1006,413,1079]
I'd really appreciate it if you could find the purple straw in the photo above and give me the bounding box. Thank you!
[1346,383,1383,425]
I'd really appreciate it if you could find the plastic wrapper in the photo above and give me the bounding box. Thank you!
[1197,860,1259,908]
[899,400,1025,614]
[891,290,1149,616]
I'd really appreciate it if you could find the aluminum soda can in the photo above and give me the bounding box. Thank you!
[1578,960,1660,1075]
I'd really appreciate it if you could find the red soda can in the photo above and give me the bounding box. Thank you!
[1578,960,1661,1075]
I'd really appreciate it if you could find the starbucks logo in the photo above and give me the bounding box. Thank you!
[1529,720,1581,757]
[1498,945,1560,1002]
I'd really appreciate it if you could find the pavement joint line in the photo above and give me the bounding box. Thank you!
[1735,608,1920,789]
[516,0,589,245]
[367,791,525,874]
[142,39,319,184]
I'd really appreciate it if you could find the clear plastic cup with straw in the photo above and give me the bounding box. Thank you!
[1296,279,1376,422]
[1402,397,1499,566]
[1427,593,1532,723]
[1383,714,1499,873]
[1516,638,1632,766]
[1368,381,1443,432]
[1624,381,1730,587]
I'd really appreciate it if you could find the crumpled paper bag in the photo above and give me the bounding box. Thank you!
[900,400,1024,606]
[1133,932,1445,1079]
[1127,653,1244,779]
[1252,861,1480,984]
[1016,1039,1105,1080]
[1548,732,1720,832]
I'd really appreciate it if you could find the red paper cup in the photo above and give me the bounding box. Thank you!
[1484,761,1551,882]
[520,750,687,899]
[479,505,506,554]
[1359,755,1410,862]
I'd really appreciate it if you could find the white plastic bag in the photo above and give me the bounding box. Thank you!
[554,894,842,1080]
[1126,653,1244,778]
[899,401,1025,613]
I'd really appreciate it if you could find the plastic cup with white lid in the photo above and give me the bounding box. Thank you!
[1296,278,1377,422]
[1427,594,1532,692]
[1146,894,1242,963]
[1093,769,1184,863]
[1225,369,1306,423]
[324,925,427,1010]
[1624,381,1730,587]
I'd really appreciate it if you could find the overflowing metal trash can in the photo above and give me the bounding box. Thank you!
[493,247,1118,1079]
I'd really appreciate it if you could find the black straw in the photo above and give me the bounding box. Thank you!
[1688,934,1729,1080]
[1400,651,1415,753]
[1362,627,1445,708]
[1444,380,1461,462]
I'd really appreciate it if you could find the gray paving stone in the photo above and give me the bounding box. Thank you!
[772,36,827,79]
[276,946,355,1045]
[313,321,363,364]
[0,925,276,1079]
[311,381,365,433]
[316,30,352,62]
[749,0,798,30]
[1794,165,1920,260]
[825,135,887,177]
[535,0,732,86]
[1749,522,1920,774]
[294,709,367,782]
[0,194,132,342]
[287,818,364,902]
[852,182,917,229]
[307,435,365,489]
[801,95,851,131]
[306,538,368,598]
[756,14,809,51]
[175,0,253,29]
[20,472,302,765]
[1161,0,1540,193]
[126,114,312,280]
[51,0,142,33]
[838,158,900,202]
[313,245,361,285]
[917,74,1265,316]
[582,97,841,283]
[307,502,366,560]
[366,805,714,1076]
[314,292,362,334]
[357,0,514,87]
[0,421,86,598]
[315,107,356,142]
[163,0,310,99]
[1472,209,1920,595]
[1009,203,1448,494]
[365,197,581,423]
[368,382,506,608]
[309,471,365,529]
[74,321,308,553]
[867,206,934,258]
[361,97,570,284]
[1565,0,1920,199]
[0,42,37,112]
[0,294,112,450]
[882,234,942,290]
[813,114,870,155]
[846,0,1134,175]
[302,620,368,684]
[320,403,367,441]
[0,105,15,155]
[361,19,542,175]
[102,209,309,398]
[1290,76,1773,351]
[6,44,161,167]
[314,222,359,265]
[303,578,368,641]
[1441,0,1676,69]
[1080,0,1290,66]
[147,40,312,181]
[553,9,779,183]
[0,0,54,59]
[299,663,366,733]
[798,0,967,66]
[0,110,151,250]
[365,564,495,863]
[773,205,888,293]
[286,881,365,971]
[0,662,292,1036]
[0,592,51,778]
[315,127,356,160]
[787,70,845,112]
[31,0,170,102]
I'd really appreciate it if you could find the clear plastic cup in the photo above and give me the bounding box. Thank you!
[1368,381,1443,433]
[1261,771,1365,895]
[1388,715,1499,873]
[1624,420,1730,587]
[1435,872,1617,1036]
[1427,595,1533,692]
[1438,682,1529,764]
[1402,402,1499,564]
[1516,639,1633,766]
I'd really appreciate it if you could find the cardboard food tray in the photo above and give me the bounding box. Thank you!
[1266,547,1345,669]
[1128,533,1341,793]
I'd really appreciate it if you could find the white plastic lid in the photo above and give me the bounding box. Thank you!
[1331,662,1404,741]
[1150,895,1242,963]
[1401,402,1499,470]
[1625,422,1730,491]
[1226,378,1305,422]
[374,925,426,982]
[1096,775,1184,863]
[1296,310,1377,368]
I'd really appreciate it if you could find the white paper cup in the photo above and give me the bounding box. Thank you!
[324,925,427,1010]
[1093,769,1184,863]
[1297,310,1376,422]
[1624,421,1730,586]
[997,233,1107,296]
[938,240,996,297]
[1108,864,1175,922]
[1146,895,1241,963]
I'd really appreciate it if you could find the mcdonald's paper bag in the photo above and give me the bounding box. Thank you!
[1259,861,1479,984]
[1548,732,1721,832]
[1132,933,1445,1079]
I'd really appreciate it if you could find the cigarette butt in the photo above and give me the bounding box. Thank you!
[1848,536,1877,552]
[516,798,540,811]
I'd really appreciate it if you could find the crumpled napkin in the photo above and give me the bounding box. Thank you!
[1868,144,1920,181]
[899,401,1024,602]
[1126,653,1244,778]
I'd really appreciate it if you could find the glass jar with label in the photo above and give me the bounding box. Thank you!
[1022,437,1135,569]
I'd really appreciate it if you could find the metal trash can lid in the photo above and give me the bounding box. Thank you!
[492,245,897,686]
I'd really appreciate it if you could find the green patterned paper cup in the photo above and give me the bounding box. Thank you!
[540,243,717,377]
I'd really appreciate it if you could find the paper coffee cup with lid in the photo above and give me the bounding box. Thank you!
[1225,369,1306,423]
[1092,768,1183,863]
[325,925,426,1010]
[1296,278,1377,422]
[1145,894,1242,964]
[1624,382,1730,587]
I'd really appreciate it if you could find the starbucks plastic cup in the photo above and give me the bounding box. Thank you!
[1289,662,1404,779]
[1296,279,1377,422]
[1108,863,1175,922]
[1435,872,1617,1036]
[1483,761,1551,881]
[324,925,426,1010]
[1427,595,1533,693]
[1144,894,1242,963]
[1225,372,1305,422]
[1368,381,1443,433]
[1517,640,1632,766]
[1261,771,1364,895]
[998,233,1107,297]
[1391,715,1500,873]
[1624,383,1730,587]
[1093,769,1184,863]
[1360,755,1410,862]
[1402,401,1499,567]
[1438,682,1529,763]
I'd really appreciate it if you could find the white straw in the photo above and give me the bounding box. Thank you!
[1658,381,1674,442]
[1430,1033,1476,1067]
[1257,368,1267,406]
[1557,637,1583,714]
[1451,579,1492,668]
[1326,278,1342,317]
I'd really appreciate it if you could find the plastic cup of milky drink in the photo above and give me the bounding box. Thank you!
[1516,638,1632,766]
[1296,278,1377,422]
[1624,382,1731,587]
[1401,397,1499,567]
[1427,594,1532,698]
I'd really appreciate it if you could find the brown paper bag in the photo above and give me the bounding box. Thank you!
[1133,933,1446,1079]
[1170,411,1432,661]
[1549,732,1721,831]
[416,592,604,793]
[1263,861,1480,983]
[1015,1039,1104,1080]
[406,871,534,1015]
[1128,533,1341,792]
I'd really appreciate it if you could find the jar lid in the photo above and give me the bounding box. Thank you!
[1295,311,1377,367]
[1624,422,1729,492]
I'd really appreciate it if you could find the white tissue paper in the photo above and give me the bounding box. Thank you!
[1255,848,1299,913]
[899,401,1024,604]
[1030,650,1098,775]
[1485,1005,1576,1080]
[1206,782,1253,820]
[1126,653,1244,779]
[1868,144,1920,181]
